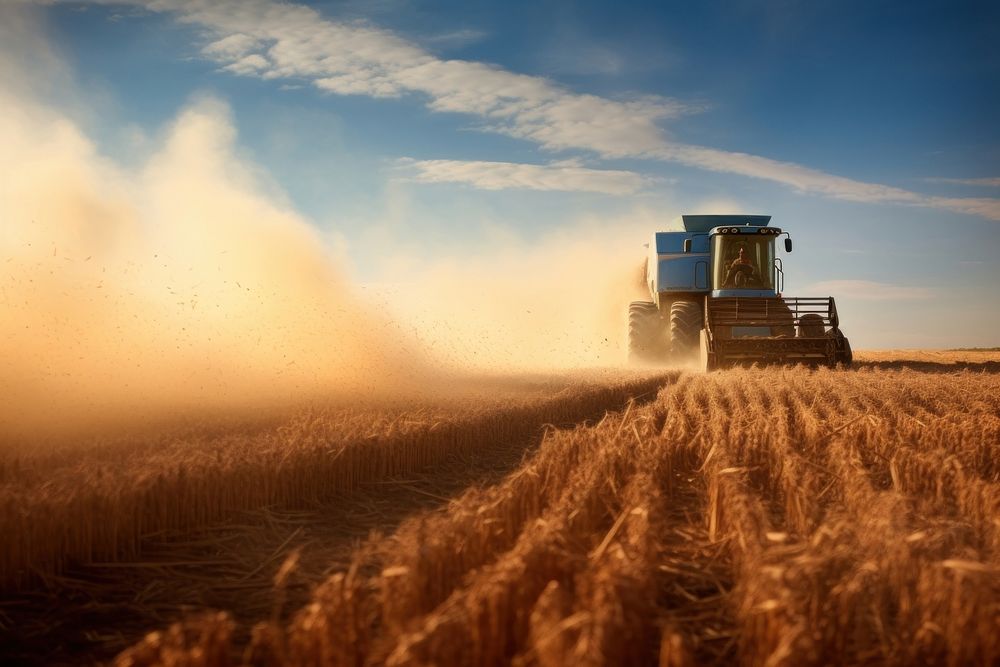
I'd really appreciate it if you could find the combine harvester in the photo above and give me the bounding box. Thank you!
[630,215,852,370]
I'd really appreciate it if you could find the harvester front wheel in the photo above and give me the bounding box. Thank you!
[670,299,703,361]
[628,301,665,363]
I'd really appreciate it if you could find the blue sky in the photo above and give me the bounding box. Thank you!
[9,0,1000,348]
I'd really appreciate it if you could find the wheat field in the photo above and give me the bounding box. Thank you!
[2,354,998,666]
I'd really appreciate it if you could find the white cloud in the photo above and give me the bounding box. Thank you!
[397,158,657,195]
[60,0,1000,219]
[653,145,1000,219]
[921,196,1000,220]
[222,53,269,75]
[805,280,936,301]
[424,28,487,48]
[202,33,260,59]
[923,177,1000,188]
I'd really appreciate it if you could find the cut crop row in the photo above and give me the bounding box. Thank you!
[117,365,1000,666]
[0,374,670,591]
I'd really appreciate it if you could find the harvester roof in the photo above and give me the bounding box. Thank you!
[682,215,771,233]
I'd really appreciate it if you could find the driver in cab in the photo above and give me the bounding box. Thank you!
[723,245,759,287]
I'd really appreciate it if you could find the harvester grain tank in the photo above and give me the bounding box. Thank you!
[629,215,852,370]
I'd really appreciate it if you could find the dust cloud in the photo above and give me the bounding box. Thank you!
[0,9,661,440]
[0,91,431,438]
[370,221,653,370]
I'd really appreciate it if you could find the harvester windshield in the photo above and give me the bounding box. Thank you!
[712,235,775,290]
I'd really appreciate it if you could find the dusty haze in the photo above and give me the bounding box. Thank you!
[0,11,657,439]
[0,92,438,438]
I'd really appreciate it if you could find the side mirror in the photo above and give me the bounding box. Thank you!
[784,238,793,252]
[683,239,692,253]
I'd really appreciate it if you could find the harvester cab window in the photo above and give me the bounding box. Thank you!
[713,235,775,290]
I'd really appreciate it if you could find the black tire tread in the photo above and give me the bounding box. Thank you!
[828,328,853,367]
[669,300,702,359]
[628,301,664,362]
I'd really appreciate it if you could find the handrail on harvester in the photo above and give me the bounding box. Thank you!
[706,296,839,331]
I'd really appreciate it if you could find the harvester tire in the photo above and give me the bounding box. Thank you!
[839,337,853,367]
[828,328,853,367]
[798,313,826,338]
[628,301,664,363]
[670,299,702,360]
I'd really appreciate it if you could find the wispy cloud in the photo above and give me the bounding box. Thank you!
[805,280,936,301]
[397,158,658,195]
[541,43,627,77]
[653,145,1000,219]
[923,176,1000,188]
[424,28,488,49]
[71,0,1000,219]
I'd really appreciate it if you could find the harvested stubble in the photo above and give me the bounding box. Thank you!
[0,373,669,591]
[118,361,1000,666]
